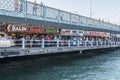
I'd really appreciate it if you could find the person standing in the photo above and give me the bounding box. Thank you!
[14,0,19,12]
[33,0,37,15]
[19,0,23,12]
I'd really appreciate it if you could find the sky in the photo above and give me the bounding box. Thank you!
[27,0,120,24]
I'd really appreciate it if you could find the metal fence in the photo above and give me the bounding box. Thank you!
[0,0,119,32]
[0,38,119,49]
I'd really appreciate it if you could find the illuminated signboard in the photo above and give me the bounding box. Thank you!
[7,24,28,32]
[29,27,43,33]
[44,28,59,33]
[61,29,71,35]
[84,31,110,37]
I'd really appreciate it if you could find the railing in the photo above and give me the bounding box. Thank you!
[0,38,119,49]
[0,0,120,32]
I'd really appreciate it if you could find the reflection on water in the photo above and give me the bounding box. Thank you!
[0,50,120,80]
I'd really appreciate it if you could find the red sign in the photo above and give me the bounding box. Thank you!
[29,27,43,33]
[84,31,110,37]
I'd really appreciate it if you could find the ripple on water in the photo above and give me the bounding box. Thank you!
[0,50,120,80]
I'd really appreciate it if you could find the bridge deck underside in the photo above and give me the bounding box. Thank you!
[0,15,118,34]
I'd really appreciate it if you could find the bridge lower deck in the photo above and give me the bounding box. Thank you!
[0,45,119,59]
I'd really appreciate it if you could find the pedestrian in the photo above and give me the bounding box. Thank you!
[33,0,37,15]
[14,0,19,12]
[30,38,33,48]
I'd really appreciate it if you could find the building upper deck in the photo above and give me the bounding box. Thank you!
[0,0,120,33]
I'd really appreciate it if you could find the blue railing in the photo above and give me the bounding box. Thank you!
[0,0,120,32]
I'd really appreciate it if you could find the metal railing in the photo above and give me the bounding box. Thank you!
[0,38,119,49]
[0,0,119,32]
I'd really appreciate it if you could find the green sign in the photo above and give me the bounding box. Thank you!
[45,28,57,33]
[78,30,84,36]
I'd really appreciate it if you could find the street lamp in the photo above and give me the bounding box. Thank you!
[90,0,92,18]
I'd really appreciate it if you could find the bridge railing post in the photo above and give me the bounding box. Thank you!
[22,37,25,49]
[42,38,45,48]
[85,41,87,46]
[77,40,80,47]
[24,0,27,19]
[57,39,59,47]
[68,40,70,47]
[96,41,98,46]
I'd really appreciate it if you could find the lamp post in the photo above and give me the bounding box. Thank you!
[90,0,92,18]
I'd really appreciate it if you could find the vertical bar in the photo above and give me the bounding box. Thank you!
[42,38,44,48]
[57,39,59,47]
[68,40,70,47]
[22,37,25,49]
[24,0,27,19]
[69,13,71,24]
[43,5,46,21]
[96,41,98,46]
[77,40,80,47]
[85,41,87,46]
[58,10,61,23]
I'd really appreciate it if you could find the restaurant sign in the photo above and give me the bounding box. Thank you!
[84,31,110,37]
[29,27,43,33]
[7,24,28,32]
[78,30,84,36]
[61,29,71,35]
[44,28,58,33]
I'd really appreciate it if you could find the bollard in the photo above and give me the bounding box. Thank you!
[42,38,44,48]
[57,39,59,47]
[68,40,70,47]
[22,37,25,49]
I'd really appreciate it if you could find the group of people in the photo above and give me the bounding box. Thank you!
[14,0,44,15]
[23,34,117,48]
[14,0,23,12]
